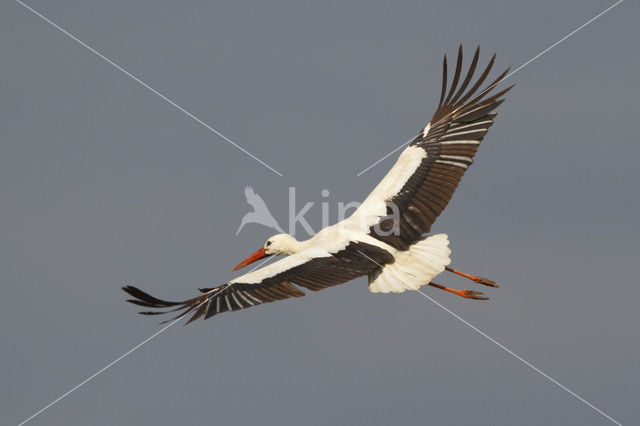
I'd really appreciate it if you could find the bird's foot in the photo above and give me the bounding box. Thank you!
[472,276,498,288]
[445,267,498,287]
[427,282,490,300]
[458,289,489,300]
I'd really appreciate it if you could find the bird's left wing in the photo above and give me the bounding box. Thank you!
[123,241,392,324]
[355,45,513,250]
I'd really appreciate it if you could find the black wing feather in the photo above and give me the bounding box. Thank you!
[123,242,392,324]
[369,45,513,250]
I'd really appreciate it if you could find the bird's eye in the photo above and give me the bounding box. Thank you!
[266,241,272,247]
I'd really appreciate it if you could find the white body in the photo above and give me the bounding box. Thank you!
[232,140,451,293]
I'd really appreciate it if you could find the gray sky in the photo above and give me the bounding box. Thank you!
[2,1,638,425]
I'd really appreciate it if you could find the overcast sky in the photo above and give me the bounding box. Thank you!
[2,1,638,425]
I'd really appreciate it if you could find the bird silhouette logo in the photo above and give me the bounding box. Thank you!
[236,186,284,236]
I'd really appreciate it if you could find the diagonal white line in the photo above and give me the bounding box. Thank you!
[15,0,284,177]
[411,288,623,426]
[355,0,624,176]
[356,135,415,177]
[505,0,624,79]
[16,256,275,426]
[355,250,623,426]
[17,317,181,426]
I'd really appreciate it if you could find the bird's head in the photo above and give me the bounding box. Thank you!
[233,234,300,271]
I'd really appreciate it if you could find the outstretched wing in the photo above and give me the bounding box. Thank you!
[357,45,513,250]
[123,241,392,324]
[244,186,269,212]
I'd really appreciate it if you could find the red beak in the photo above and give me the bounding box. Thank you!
[233,247,269,271]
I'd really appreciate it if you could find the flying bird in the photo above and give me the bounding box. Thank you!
[235,186,284,236]
[124,45,513,324]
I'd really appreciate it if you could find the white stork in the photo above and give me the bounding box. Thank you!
[124,45,513,324]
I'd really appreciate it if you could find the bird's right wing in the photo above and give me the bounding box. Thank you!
[123,241,392,324]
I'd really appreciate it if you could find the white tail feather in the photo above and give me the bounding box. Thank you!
[368,234,451,293]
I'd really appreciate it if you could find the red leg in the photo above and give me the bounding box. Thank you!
[445,266,498,287]
[428,282,488,300]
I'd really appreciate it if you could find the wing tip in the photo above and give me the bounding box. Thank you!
[430,45,513,126]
